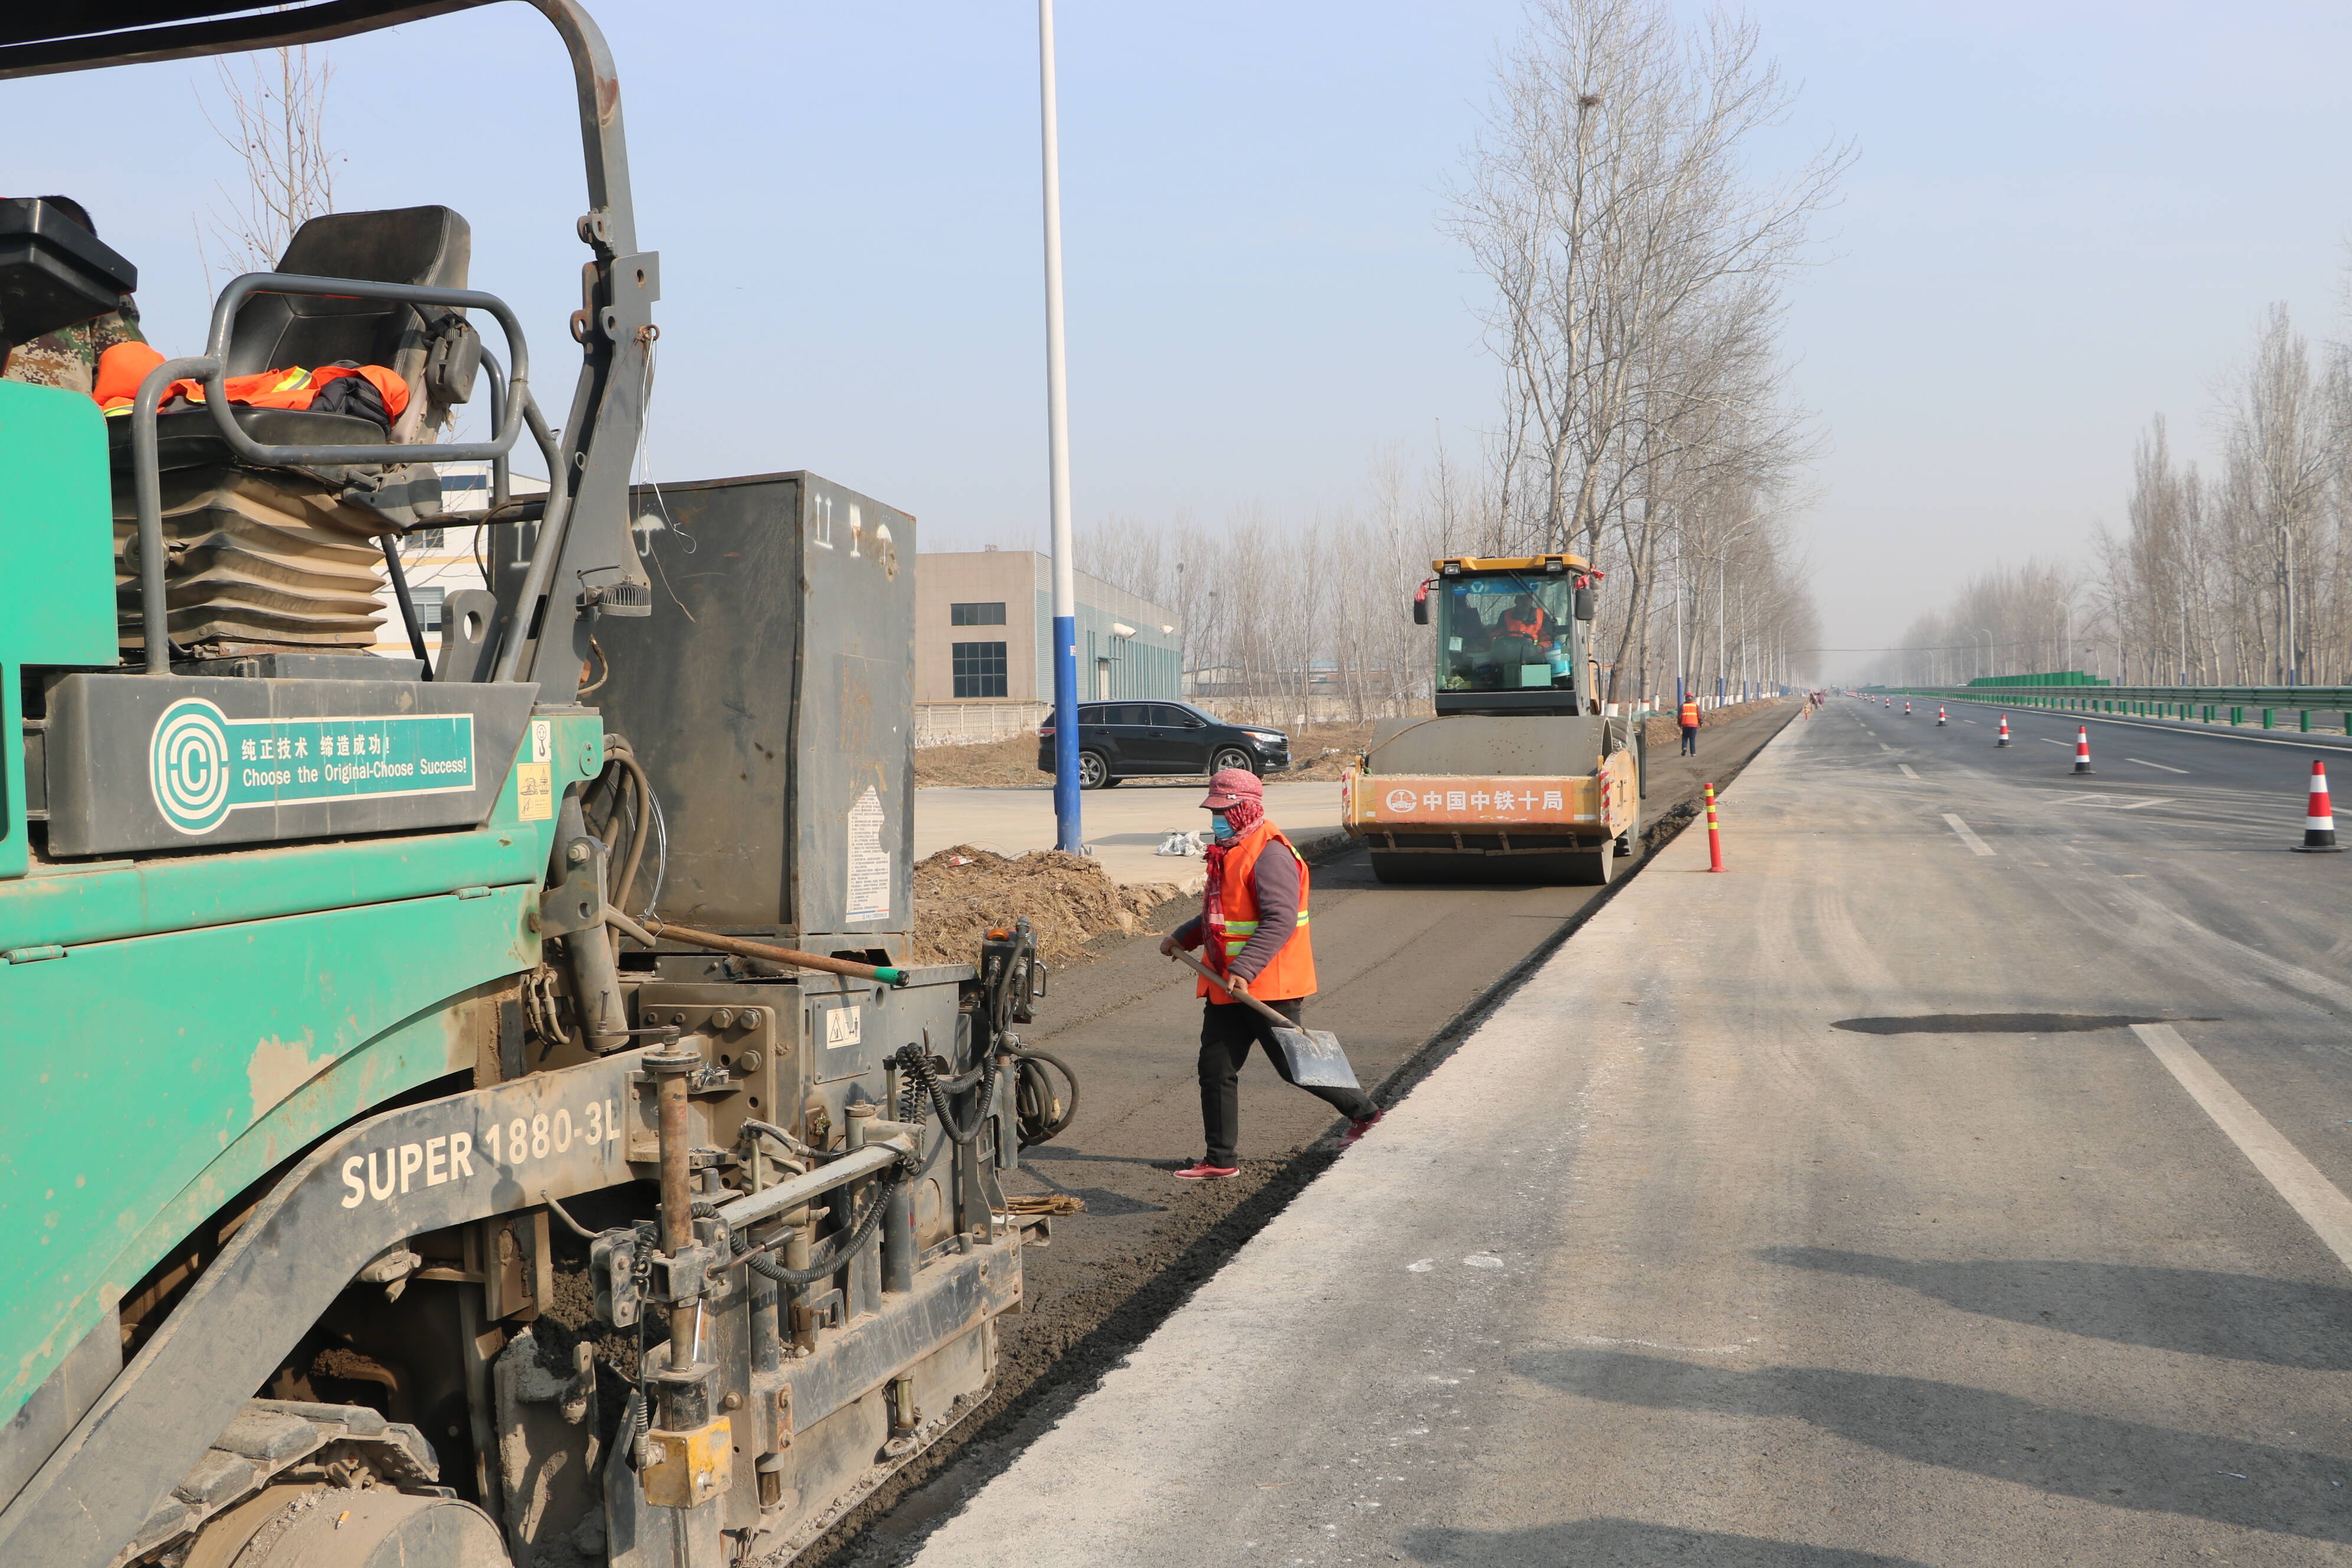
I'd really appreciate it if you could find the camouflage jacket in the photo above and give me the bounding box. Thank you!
[2,297,146,396]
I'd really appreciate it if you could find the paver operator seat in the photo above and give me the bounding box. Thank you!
[119,203,477,475]
[38,201,488,660]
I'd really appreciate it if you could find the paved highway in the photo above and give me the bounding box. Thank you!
[901,697,2352,1567]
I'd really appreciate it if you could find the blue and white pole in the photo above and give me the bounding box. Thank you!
[1039,0,1083,852]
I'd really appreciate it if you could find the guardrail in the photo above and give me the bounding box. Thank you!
[1881,685,2352,734]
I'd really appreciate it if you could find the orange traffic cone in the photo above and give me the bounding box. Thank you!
[1997,715,2011,747]
[1904,701,1913,716]
[2072,727,2093,774]
[2295,760,2340,852]
[1936,705,1947,726]
[1704,782,1726,872]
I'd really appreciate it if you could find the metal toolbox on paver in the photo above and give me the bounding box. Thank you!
[593,472,918,954]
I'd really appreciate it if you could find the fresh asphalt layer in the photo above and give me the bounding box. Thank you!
[903,697,2352,1567]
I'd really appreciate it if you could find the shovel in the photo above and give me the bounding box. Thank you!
[1168,948,1361,1090]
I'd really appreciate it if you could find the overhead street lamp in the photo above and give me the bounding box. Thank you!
[1039,0,1082,851]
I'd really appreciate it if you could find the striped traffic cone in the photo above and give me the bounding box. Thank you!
[2294,760,2340,852]
[2072,727,2093,775]
[1997,715,2011,747]
[1904,701,1913,717]
[1936,705,1948,726]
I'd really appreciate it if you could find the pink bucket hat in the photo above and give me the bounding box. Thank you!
[1198,767,1263,810]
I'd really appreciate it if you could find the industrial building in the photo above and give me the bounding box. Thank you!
[914,548,1182,743]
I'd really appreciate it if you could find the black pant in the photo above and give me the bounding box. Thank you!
[1680,724,1698,755]
[1198,998,1376,1167]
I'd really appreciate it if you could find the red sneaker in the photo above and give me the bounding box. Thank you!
[1342,1111,1383,1146]
[1173,1160,1240,1181]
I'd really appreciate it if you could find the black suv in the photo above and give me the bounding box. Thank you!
[1036,702,1291,789]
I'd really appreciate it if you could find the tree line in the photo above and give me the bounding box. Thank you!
[1076,0,1831,726]
[1872,300,2352,690]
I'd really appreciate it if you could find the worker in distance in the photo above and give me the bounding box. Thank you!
[1161,768,1380,1180]
[1678,691,1703,755]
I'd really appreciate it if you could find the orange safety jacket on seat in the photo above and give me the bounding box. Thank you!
[1678,701,1701,727]
[1501,606,1551,639]
[1198,818,1316,1004]
[89,340,410,422]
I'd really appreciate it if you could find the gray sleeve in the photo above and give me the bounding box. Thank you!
[1227,848,1299,984]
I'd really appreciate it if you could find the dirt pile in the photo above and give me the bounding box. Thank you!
[910,845,1184,969]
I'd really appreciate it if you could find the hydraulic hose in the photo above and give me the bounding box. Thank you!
[601,740,655,917]
[739,1118,821,1169]
[1010,1047,1080,1148]
[894,1044,1002,1146]
[730,1161,907,1288]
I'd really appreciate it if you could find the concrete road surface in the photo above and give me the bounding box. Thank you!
[906,696,2352,1566]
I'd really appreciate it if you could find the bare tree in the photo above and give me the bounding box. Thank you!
[1443,0,1843,700]
[200,45,339,279]
[2213,306,2347,684]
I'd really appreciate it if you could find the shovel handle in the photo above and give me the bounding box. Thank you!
[1168,946,1292,1027]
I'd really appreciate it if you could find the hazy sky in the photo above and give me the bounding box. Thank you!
[18,1,2352,680]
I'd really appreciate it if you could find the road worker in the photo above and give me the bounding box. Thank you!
[1678,694,1703,756]
[1161,767,1378,1180]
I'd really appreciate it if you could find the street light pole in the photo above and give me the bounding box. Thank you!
[1038,0,1082,851]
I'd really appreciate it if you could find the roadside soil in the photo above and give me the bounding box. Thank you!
[912,734,1039,788]
[915,702,1792,790]
[913,720,1380,790]
[1638,695,1789,749]
[803,697,1800,1566]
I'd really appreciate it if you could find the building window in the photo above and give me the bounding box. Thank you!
[951,641,1008,698]
[412,586,446,632]
[407,527,447,551]
[951,602,1007,626]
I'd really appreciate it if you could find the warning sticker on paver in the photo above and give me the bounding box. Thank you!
[845,785,891,922]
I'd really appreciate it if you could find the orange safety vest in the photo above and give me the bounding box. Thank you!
[1198,819,1316,1004]
[1678,701,1701,727]
[1502,606,1550,639]
[90,339,410,420]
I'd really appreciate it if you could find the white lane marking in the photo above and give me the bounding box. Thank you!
[1878,743,1893,753]
[2040,737,2072,746]
[1962,719,1980,725]
[1898,764,1920,779]
[2133,1023,2352,1273]
[1942,814,1995,855]
[2062,796,2169,811]
[2128,757,2190,773]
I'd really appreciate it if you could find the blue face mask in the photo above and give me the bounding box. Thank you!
[1210,812,1235,842]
